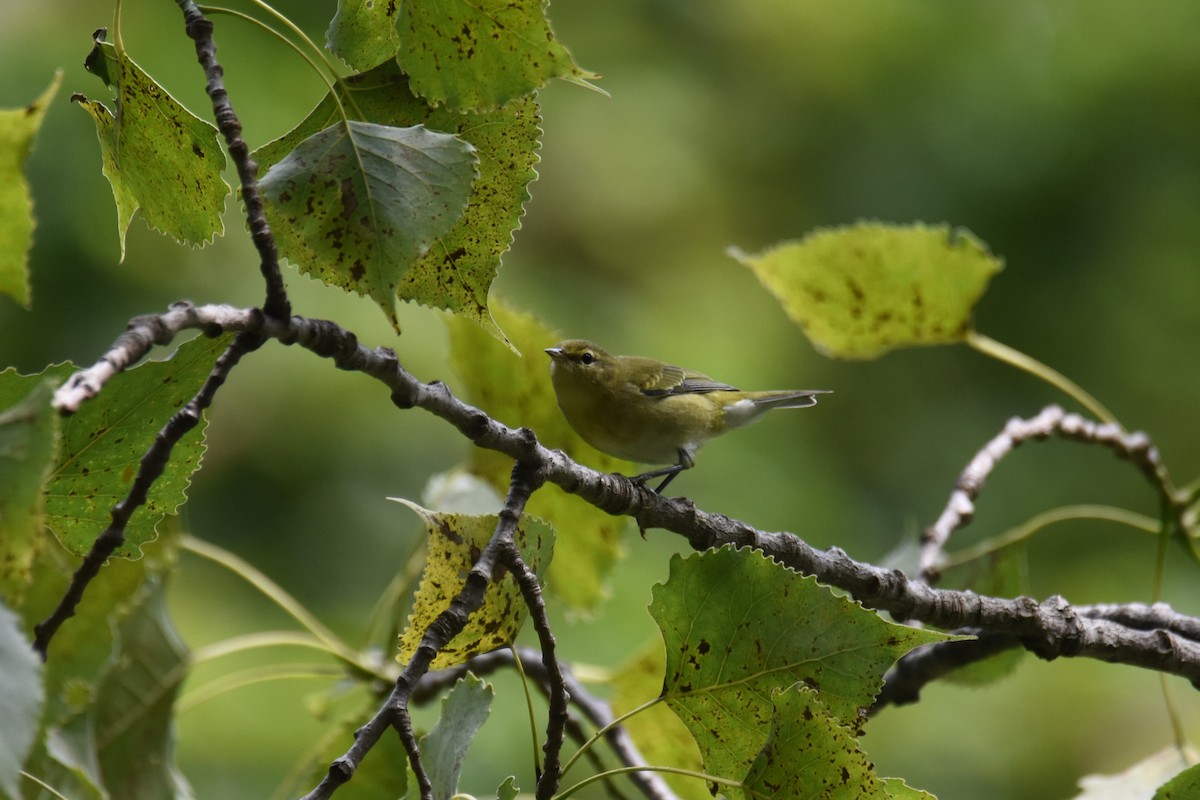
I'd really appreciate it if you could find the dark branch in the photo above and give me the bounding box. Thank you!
[174,1,289,321]
[873,630,1022,711]
[33,331,262,659]
[49,303,1200,694]
[300,462,537,799]
[416,648,681,800]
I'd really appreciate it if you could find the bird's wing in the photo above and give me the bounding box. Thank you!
[636,362,738,396]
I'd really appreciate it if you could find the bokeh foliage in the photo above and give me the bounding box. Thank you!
[0,1,1198,799]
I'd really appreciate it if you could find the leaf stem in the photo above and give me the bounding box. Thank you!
[558,695,663,780]
[511,645,545,776]
[966,330,1119,426]
[180,534,365,671]
[177,663,342,713]
[553,765,755,800]
[938,504,1158,571]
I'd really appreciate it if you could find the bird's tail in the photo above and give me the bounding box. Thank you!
[723,390,830,428]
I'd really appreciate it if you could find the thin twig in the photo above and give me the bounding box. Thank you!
[918,405,1179,582]
[416,648,680,800]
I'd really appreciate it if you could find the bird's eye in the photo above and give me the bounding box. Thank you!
[580,351,595,365]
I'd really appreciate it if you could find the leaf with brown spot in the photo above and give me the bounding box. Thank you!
[76,32,228,259]
[254,62,532,342]
[731,221,1003,360]
[259,120,477,330]
[393,499,553,669]
[397,0,599,112]
[650,546,952,797]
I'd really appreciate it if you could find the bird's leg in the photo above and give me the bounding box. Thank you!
[632,463,685,493]
[632,449,694,495]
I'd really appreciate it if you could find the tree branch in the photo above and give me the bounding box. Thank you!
[918,405,1182,582]
[48,302,1200,693]
[300,461,537,799]
[174,0,289,320]
[416,648,681,800]
[33,330,263,659]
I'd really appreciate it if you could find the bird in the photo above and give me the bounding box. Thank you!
[545,339,829,494]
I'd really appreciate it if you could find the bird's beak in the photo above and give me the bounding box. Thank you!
[545,347,563,359]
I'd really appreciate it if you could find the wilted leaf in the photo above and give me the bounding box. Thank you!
[255,61,540,345]
[395,500,553,669]
[91,578,192,800]
[0,600,43,799]
[732,221,1003,360]
[422,674,494,800]
[651,546,951,795]
[446,300,631,610]
[0,379,59,605]
[326,0,401,70]
[76,31,227,258]
[260,120,477,330]
[0,71,61,307]
[398,0,598,111]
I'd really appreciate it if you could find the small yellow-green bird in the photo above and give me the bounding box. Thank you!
[545,339,829,493]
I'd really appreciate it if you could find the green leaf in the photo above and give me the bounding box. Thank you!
[650,546,951,795]
[395,500,553,669]
[0,71,61,308]
[0,600,43,799]
[0,379,59,605]
[742,686,894,800]
[90,577,192,799]
[883,778,938,799]
[1155,762,1200,799]
[13,537,167,800]
[610,642,708,800]
[0,335,229,559]
[495,776,520,800]
[446,300,631,611]
[259,119,477,330]
[326,0,401,71]
[76,32,228,258]
[255,61,539,344]
[397,0,598,112]
[731,221,1003,360]
[421,674,494,800]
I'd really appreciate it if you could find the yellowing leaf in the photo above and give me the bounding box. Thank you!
[77,32,228,258]
[732,221,1003,360]
[651,546,951,795]
[446,300,630,611]
[0,71,61,308]
[260,120,478,331]
[398,0,598,112]
[394,500,553,669]
[254,62,539,346]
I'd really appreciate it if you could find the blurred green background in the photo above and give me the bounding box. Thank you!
[3,0,1199,798]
